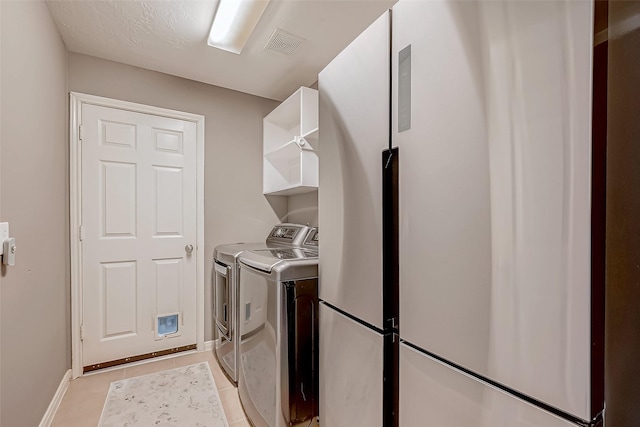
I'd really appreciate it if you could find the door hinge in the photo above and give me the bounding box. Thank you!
[78,125,85,141]
[79,225,85,241]
[80,324,84,341]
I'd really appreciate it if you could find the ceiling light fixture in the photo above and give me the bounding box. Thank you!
[208,0,270,54]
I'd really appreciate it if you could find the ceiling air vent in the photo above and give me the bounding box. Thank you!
[264,29,304,56]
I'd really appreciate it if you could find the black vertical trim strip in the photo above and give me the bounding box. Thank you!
[383,333,399,427]
[382,148,399,332]
[590,39,607,418]
[385,10,399,427]
[382,144,398,427]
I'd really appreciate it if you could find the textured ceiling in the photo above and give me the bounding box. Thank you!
[46,0,396,101]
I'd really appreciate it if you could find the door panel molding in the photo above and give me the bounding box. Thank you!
[70,92,205,379]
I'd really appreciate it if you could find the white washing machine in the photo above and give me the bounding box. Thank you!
[213,224,312,384]
[237,228,319,427]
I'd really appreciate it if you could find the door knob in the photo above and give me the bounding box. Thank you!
[185,244,194,254]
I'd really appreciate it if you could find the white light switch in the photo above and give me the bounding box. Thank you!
[0,222,9,256]
[3,238,15,266]
[0,222,15,265]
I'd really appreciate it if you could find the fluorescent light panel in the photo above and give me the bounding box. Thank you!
[208,0,270,54]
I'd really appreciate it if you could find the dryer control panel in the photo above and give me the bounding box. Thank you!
[266,223,310,247]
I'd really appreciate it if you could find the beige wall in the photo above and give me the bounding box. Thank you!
[0,10,316,423]
[68,52,286,341]
[288,192,318,226]
[1,3,3,425]
[0,4,2,427]
[0,2,69,426]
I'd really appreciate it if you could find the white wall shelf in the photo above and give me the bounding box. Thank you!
[263,87,318,196]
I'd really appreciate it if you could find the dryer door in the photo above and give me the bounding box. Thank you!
[238,264,277,427]
[280,278,319,426]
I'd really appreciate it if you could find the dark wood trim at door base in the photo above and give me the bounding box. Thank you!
[83,344,198,373]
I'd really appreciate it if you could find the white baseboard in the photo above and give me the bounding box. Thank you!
[39,369,72,427]
[204,339,217,352]
[40,343,216,425]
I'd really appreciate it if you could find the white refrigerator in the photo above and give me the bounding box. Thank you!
[319,0,603,426]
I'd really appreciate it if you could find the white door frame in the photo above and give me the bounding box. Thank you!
[69,92,205,379]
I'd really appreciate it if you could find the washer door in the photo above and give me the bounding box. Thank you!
[214,262,231,340]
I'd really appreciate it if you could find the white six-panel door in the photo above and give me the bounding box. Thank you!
[81,103,197,367]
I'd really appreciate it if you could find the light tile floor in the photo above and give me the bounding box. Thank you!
[51,350,251,427]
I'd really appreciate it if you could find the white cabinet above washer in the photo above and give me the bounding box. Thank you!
[263,87,318,196]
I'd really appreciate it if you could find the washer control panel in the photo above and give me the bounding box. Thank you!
[271,227,299,240]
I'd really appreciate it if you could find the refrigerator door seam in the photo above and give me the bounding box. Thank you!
[401,339,599,427]
[320,300,387,335]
